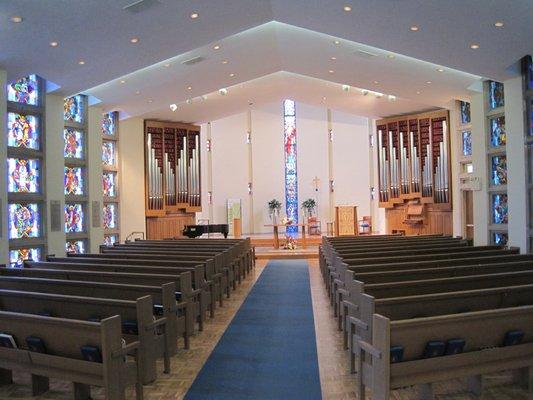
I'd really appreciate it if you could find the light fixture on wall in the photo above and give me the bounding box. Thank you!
[342,84,350,92]
[169,103,177,111]
[219,88,228,95]
[369,134,374,147]
[329,180,335,193]
[206,139,212,152]
[361,89,369,96]
[208,191,213,204]
[388,95,396,101]
[328,129,333,142]
[370,187,376,200]
[186,98,193,105]
[246,130,251,144]
[248,182,253,195]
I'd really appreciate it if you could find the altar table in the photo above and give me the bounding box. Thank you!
[264,224,307,249]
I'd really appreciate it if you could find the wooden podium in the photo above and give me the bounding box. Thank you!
[335,206,358,236]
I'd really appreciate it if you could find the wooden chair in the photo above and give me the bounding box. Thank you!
[307,216,321,235]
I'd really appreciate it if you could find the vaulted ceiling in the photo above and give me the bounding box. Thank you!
[1,0,531,122]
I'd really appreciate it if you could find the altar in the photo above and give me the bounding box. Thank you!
[264,224,307,249]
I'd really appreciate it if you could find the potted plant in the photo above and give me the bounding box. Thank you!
[268,199,282,224]
[302,198,316,217]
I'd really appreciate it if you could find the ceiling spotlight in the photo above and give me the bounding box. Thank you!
[343,5,352,12]
[187,86,192,90]
[322,96,327,102]
[78,60,86,65]
[334,40,340,45]
[186,98,193,105]
[120,80,126,84]
[130,37,139,44]
[373,80,379,84]
[328,69,334,74]
[164,63,171,68]
[50,41,59,47]
[169,103,177,111]
[201,95,208,101]
[436,68,444,72]
[375,92,383,98]
[494,21,504,28]
[229,73,235,77]
[148,99,153,103]
[221,60,228,64]
[11,16,23,23]
[426,81,432,84]
[410,25,419,32]
[387,54,395,59]
[388,95,396,101]
[219,88,228,95]
[470,43,479,49]
[213,44,221,50]
[361,89,369,96]
[342,84,350,92]
[416,90,421,95]
[190,12,199,19]
[331,56,337,61]
[135,90,140,95]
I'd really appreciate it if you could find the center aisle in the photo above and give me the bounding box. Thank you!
[184,259,322,400]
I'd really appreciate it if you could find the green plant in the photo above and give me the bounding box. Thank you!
[302,198,316,214]
[268,199,282,213]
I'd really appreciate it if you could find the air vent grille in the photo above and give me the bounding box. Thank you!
[123,0,160,13]
[182,56,205,66]
[354,49,378,58]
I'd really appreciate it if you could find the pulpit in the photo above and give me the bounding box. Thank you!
[334,206,358,236]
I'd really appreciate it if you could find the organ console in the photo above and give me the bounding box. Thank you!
[377,110,452,235]
[145,120,201,238]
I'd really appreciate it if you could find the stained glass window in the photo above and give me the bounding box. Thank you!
[65,203,85,233]
[492,231,508,245]
[66,240,86,254]
[462,130,472,156]
[491,155,507,185]
[64,167,84,195]
[528,99,533,137]
[527,57,533,91]
[9,248,41,268]
[488,81,505,109]
[8,203,40,239]
[102,112,117,136]
[64,95,85,124]
[7,112,39,149]
[8,158,40,193]
[102,141,115,166]
[489,116,506,147]
[103,235,118,246]
[492,193,508,224]
[64,128,84,158]
[103,204,118,229]
[102,172,117,197]
[283,99,298,234]
[460,101,471,124]
[7,75,39,106]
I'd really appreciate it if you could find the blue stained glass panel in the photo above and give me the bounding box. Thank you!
[102,172,117,197]
[460,101,471,124]
[528,57,533,91]
[65,203,85,233]
[64,128,84,158]
[462,130,472,156]
[103,235,118,246]
[492,193,508,224]
[9,248,41,268]
[488,81,504,109]
[8,158,40,193]
[528,100,533,136]
[102,141,115,166]
[64,167,84,195]
[490,116,506,147]
[491,155,507,185]
[283,99,298,235]
[492,232,508,245]
[8,112,39,149]
[7,74,39,105]
[66,240,86,254]
[64,95,85,123]
[102,112,117,136]
[8,203,40,239]
[103,204,118,229]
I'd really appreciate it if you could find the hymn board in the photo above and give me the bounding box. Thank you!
[144,120,201,238]
[376,109,452,234]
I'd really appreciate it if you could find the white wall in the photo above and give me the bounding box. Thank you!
[119,117,146,239]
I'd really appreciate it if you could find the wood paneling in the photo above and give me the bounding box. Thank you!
[385,203,453,235]
[146,212,195,240]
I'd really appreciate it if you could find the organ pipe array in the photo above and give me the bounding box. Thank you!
[376,110,451,208]
[145,121,202,216]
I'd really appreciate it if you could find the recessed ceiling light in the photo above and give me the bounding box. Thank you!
[494,21,504,28]
[470,43,479,49]
[213,44,221,50]
[164,63,171,68]
[130,37,139,44]
[375,93,383,98]
[343,5,352,12]
[329,70,334,74]
[201,95,208,101]
[120,80,126,84]
[78,60,85,65]
[342,84,350,92]
[229,73,235,77]
[50,41,59,47]
[334,40,340,45]
[416,90,421,94]
[410,25,419,32]
[388,95,396,101]
[361,89,369,96]
[170,104,177,111]
[219,88,228,95]
[187,86,192,90]
[330,56,337,60]
[221,60,228,64]
[436,68,444,72]
[190,12,199,19]
[426,81,432,84]
[373,80,379,84]
[148,99,153,103]
[387,54,395,59]
[135,90,140,95]
[11,16,22,23]
[186,98,193,105]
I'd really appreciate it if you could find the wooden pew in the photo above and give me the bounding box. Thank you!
[0,289,171,385]
[0,311,143,400]
[355,306,533,400]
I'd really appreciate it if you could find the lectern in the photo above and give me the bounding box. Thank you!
[335,205,358,236]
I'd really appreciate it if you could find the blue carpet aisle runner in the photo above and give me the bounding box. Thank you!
[184,259,322,400]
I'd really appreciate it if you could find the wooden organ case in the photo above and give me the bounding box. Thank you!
[144,120,201,239]
[377,110,452,235]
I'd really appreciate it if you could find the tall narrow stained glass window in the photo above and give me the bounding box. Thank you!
[102,141,115,166]
[66,240,86,254]
[102,204,118,229]
[7,74,39,105]
[64,95,85,124]
[102,112,117,136]
[64,128,84,158]
[488,81,505,110]
[9,248,42,267]
[460,101,471,124]
[490,155,507,186]
[8,203,41,239]
[64,167,85,195]
[462,130,472,156]
[8,158,40,193]
[492,232,509,245]
[65,203,85,233]
[8,112,40,149]
[489,116,506,147]
[283,99,298,234]
[492,193,508,224]
[102,111,120,244]
[102,172,117,197]
[103,235,118,246]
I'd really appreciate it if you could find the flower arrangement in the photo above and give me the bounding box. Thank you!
[302,198,316,216]
[281,216,293,225]
[268,199,282,213]
[283,236,297,250]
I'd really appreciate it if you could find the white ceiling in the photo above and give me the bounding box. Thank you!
[1,0,531,122]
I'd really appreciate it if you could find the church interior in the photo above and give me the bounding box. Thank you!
[0,1,533,399]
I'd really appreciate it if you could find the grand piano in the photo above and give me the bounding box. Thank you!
[182,224,229,238]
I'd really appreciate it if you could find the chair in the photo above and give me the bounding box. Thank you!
[358,216,372,235]
[308,216,321,236]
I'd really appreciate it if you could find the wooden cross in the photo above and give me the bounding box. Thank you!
[312,176,320,192]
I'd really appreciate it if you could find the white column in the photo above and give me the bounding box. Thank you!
[0,70,7,262]
[247,109,254,234]
[45,94,67,256]
[206,122,214,223]
[448,102,463,237]
[505,76,528,252]
[327,108,334,223]
[87,106,104,251]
